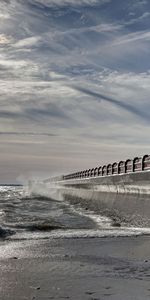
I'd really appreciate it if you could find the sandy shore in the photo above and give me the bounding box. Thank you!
[0,235,150,300]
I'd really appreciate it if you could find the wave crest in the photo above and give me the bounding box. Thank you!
[0,226,15,238]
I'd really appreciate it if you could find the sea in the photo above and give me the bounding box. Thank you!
[0,185,150,243]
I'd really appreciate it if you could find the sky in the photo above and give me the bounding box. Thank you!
[0,0,150,183]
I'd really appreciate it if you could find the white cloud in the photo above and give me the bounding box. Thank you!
[0,13,10,19]
[0,59,29,68]
[131,0,148,8]
[14,36,40,48]
[49,71,67,79]
[112,30,150,46]
[30,0,111,8]
[0,34,12,44]
[126,12,150,26]
[89,23,123,33]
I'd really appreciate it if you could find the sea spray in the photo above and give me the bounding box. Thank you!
[28,179,63,201]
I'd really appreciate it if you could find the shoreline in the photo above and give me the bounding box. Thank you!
[0,235,150,300]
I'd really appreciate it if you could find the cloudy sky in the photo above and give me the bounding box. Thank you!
[0,0,150,183]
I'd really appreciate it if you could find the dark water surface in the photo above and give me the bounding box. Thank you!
[0,186,150,241]
[1,186,150,300]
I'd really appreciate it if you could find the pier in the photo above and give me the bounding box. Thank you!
[42,154,150,195]
[31,154,150,227]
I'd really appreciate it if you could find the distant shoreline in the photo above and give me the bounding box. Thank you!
[0,184,23,186]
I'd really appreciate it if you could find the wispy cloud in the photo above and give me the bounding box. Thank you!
[0,131,56,136]
[72,84,150,123]
[28,0,111,8]
[0,0,150,182]
[112,30,150,46]
[14,36,40,48]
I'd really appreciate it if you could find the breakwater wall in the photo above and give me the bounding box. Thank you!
[44,171,150,227]
[31,154,150,226]
[43,154,150,195]
[54,170,150,194]
[33,171,150,226]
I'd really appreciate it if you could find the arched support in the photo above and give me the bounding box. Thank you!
[118,161,125,174]
[107,164,112,175]
[98,166,102,176]
[90,168,94,177]
[88,169,91,177]
[112,162,118,174]
[133,157,141,172]
[142,154,150,170]
[102,165,107,176]
[94,167,98,176]
[125,159,132,173]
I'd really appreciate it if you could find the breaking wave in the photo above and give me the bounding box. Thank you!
[0,226,15,239]
[0,185,150,242]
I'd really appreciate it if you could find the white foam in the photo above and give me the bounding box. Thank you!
[65,202,112,228]
[50,227,150,239]
[8,226,150,242]
[0,210,5,216]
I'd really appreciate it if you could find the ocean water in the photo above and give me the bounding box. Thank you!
[0,185,150,242]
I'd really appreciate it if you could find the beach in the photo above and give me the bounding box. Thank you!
[0,235,150,300]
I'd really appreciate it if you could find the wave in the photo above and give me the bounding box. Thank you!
[0,210,5,216]
[0,226,16,239]
[8,227,150,242]
[47,227,150,239]
[16,220,65,232]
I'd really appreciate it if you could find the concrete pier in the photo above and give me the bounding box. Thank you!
[31,154,150,226]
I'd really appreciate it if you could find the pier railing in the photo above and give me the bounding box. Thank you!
[63,154,150,181]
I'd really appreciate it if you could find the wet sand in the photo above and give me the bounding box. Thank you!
[0,235,150,300]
